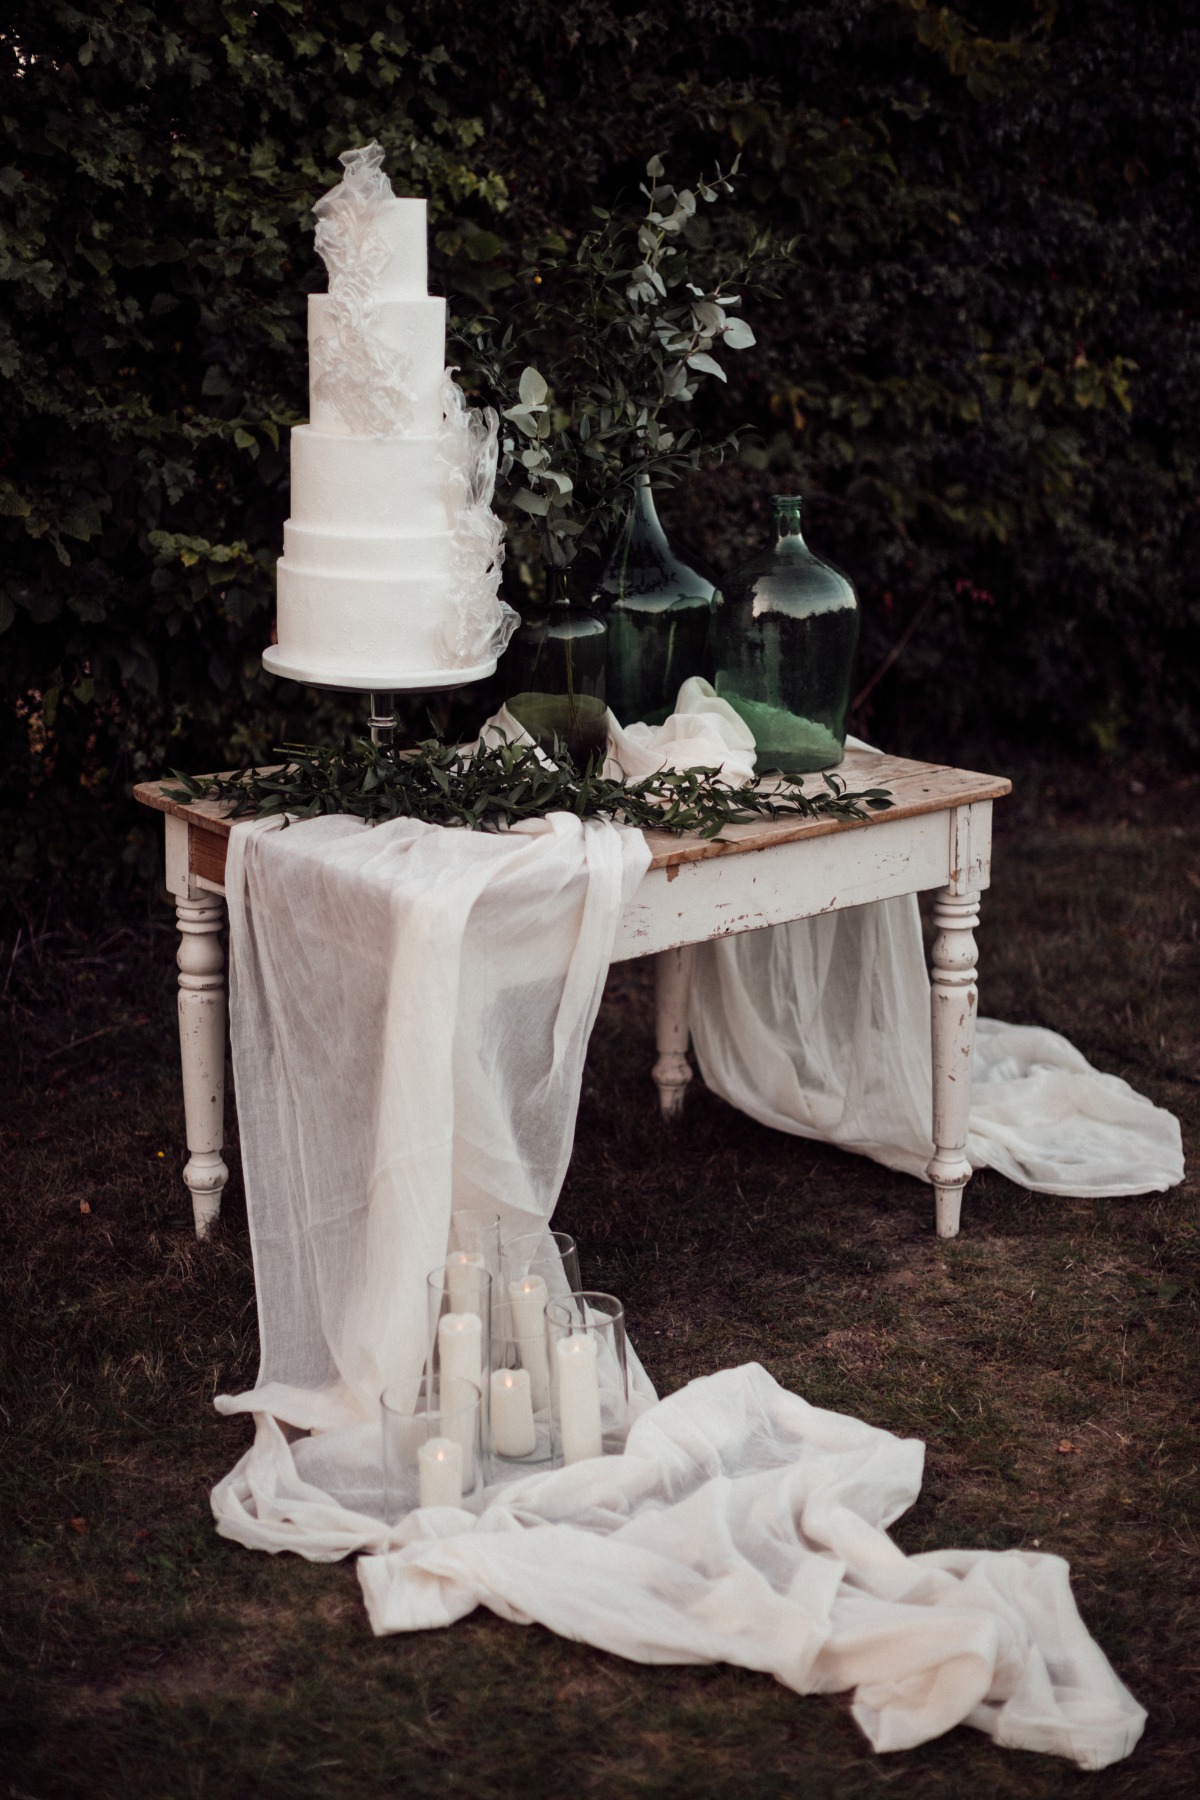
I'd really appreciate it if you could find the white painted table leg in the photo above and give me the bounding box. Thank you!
[176,895,229,1238]
[927,888,980,1238]
[653,944,696,1120]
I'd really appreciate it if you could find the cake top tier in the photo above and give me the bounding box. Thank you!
[367,198,428,300]
[313,143,429,302]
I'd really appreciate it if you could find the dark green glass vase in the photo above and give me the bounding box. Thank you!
[712,495,860,772]
[503,573,609,764]
[591,472,718,727]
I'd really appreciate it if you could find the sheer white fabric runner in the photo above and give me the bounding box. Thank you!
[217,809,651,1433]
[690,899,1183,1197]
[210,693,1176,1768]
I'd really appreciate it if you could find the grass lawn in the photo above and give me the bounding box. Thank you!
[2,759,1197,1798]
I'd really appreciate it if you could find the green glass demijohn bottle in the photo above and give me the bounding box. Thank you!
[712,494,860,772]
[591,470,718,727]
[503,570,609,765]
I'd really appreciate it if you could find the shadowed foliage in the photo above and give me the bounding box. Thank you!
[3,0,1200,928]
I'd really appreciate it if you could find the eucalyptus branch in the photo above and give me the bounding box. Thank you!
[166,738,893,838]
[453,152,792,577]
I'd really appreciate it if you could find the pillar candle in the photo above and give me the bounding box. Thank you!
[437,1310,481,1387]
[507,1275,551,1411]
[445,1250,487,1315]
[490,1367,537,1458]
[555,1333,603,1464]
[418,1435,463,1508]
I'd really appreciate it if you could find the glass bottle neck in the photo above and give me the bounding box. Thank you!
[773,498,806,546]
[604,468,670,577]
[631,468,668,542]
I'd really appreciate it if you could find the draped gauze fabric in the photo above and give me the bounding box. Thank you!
[690,895,1184,1196]
[216,810,652,1441]
[209,704,1172,1769]
[648,694,1182,1197]
[358,1365,1145,1771]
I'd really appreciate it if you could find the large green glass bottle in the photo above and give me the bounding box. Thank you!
[503,572,609,765]
[591,471,718,727]
[712,494,860,772]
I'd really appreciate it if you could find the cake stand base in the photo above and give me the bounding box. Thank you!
[261,647,499,693]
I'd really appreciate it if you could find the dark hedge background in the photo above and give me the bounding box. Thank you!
[3,0,1198,924]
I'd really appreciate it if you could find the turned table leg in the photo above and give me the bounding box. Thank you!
[927,887,980,1239]
[176,894,229,1238]
[653,945,696,1120]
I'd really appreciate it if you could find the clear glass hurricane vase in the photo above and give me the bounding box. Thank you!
[380,1377,484,1519]
[544,1292,630,1464]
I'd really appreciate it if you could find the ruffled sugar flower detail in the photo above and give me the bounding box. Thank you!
[311,142,416,438]
[435,372,518,667]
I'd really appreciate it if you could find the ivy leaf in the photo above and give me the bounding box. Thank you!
[0,481,31,518]
[465,230,503,262]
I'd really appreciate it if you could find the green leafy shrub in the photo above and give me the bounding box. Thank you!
[3,0,1197,924]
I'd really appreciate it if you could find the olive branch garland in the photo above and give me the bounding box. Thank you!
[166,736,893,839]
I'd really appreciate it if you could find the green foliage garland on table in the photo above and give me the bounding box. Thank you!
[167,739,894,837]
[3,1,1199,926]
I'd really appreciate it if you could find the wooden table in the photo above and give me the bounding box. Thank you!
[135,747,1010,1243]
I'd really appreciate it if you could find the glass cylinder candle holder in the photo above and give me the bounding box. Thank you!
[501,1229,582,1302]
[448,1210,503,1283]
[544,1292,629,1465]
[380,1377,484,1521]
[426,1262,492,1462]
[489,1300,557,1468]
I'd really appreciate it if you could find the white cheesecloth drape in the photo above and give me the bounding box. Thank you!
[358,1364,1146,1769]
[606,689,1183,1198]
[689,898,1184,1197]
[209,691,1177,1768]
[215,808,651,1443]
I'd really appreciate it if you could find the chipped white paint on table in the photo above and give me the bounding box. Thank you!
[135,748,1011,1244]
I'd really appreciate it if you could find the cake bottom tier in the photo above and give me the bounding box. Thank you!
[270,561,498,691]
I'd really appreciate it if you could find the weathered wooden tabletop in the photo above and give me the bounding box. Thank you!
[134,747,1011,889]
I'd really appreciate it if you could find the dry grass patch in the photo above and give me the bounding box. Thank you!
[1,776,1198,1797]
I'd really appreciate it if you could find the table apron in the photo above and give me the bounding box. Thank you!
[611,804,991,962]
[167,801,994,960]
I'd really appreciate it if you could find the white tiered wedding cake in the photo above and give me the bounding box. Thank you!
[263,144,516,692]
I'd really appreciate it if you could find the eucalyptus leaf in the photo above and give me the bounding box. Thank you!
[721,318,756,350]
[501,407,542,434]
[513,487,549,515]
[518,366,548,407]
